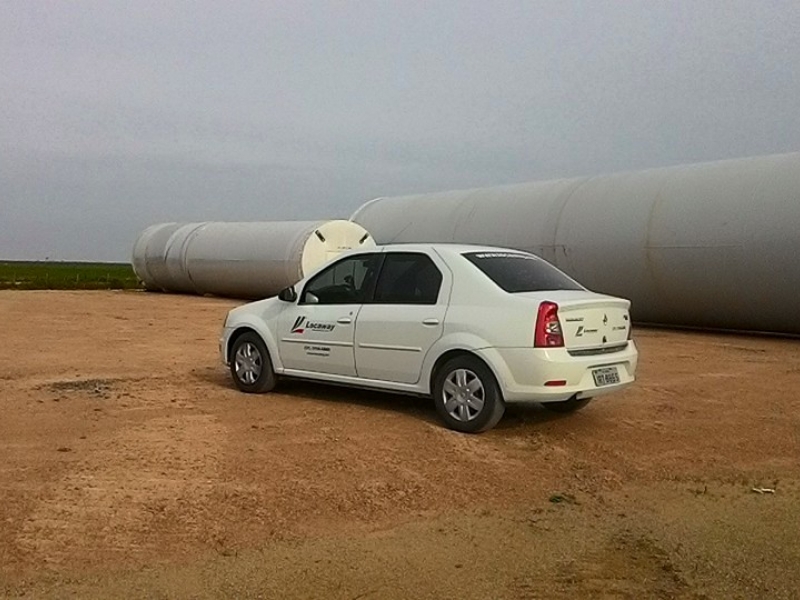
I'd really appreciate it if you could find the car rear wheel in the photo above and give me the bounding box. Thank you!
[433,356,505,433]
[229,332,276,393]
[543,396,592,413]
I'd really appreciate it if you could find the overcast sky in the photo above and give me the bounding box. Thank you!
[1,1,799,261]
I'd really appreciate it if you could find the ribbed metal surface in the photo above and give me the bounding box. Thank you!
[351,152,800,334]
[131,220,375,299]
[131,222,183,292]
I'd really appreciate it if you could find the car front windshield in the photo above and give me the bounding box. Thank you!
[463,251,584,293]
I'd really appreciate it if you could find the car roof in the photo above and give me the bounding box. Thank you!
[375,243,534,256]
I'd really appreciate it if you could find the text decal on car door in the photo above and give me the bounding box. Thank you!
[304,345,331,357]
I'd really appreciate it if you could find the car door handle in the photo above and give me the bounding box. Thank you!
[422,318,440,326]
[337,317,353,324]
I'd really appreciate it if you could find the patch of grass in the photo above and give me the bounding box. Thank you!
[0,261,142,290]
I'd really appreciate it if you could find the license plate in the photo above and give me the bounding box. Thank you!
[592,366,620,387]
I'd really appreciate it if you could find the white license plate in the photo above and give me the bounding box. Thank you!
[592,366,620,387]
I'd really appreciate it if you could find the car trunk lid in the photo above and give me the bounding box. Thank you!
[520,291,631,350]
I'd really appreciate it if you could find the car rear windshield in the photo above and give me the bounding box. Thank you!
[463,251,584,293]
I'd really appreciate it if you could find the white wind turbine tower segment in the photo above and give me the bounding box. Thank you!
[132,220,375,299]
[350,152,800,335]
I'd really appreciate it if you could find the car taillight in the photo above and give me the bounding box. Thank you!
[534,301,564,348]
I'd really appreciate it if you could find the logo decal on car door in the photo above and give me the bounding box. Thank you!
[291,316,336,334]
[291,316,306,334]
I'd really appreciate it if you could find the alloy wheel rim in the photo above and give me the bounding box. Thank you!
[442,368,485,421]
[234,342,262,385]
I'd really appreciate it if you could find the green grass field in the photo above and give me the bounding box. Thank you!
[0,261,142,290]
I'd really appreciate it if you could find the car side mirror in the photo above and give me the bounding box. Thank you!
[278,286,297,302]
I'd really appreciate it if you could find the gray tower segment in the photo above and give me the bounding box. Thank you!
[132,220,375,299]
[351,152,800,334]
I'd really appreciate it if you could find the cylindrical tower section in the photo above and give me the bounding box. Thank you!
[351,152,800,335]
[162,222,210,294]
[132,220,375,299]
[131,222,183,291]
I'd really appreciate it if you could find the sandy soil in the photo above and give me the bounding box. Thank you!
[0,290,798,599]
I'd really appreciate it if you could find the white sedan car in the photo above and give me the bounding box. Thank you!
[220,244,637,433]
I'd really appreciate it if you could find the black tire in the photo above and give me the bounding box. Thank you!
[432,355,505,433]
[229,332,276,393]
[542,396,592,413]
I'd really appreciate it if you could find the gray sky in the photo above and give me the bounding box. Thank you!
[2,1,799,261]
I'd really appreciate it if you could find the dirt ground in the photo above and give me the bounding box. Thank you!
[0,290,798,599]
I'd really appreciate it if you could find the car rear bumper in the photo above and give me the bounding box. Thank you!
[477,341,638,403]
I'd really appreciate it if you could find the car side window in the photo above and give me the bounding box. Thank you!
[372,253,442,305]
[300,254,377,305]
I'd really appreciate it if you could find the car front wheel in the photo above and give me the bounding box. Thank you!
[229,332,276,393]
[432,356,505,433]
